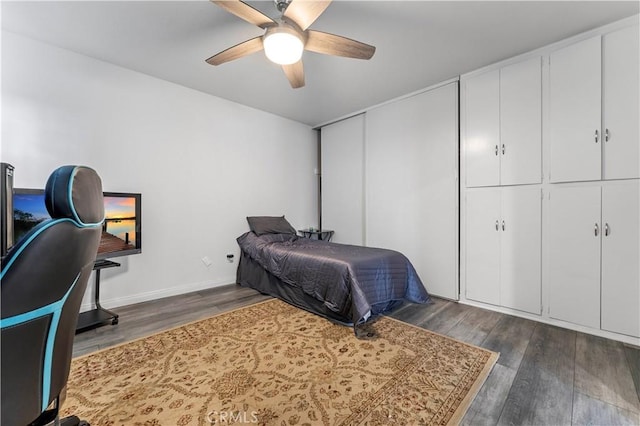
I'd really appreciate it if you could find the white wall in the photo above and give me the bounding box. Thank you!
[1,31,317,310]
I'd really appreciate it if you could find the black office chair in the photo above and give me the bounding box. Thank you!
[1,165,104,426]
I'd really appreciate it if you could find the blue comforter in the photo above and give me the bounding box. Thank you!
[237,232,430,325]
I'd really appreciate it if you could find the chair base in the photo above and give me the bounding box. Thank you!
[30,408,89,426]
[58,414,89,426]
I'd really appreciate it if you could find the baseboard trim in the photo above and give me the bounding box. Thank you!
[459,298,640,347]
[80,276,236,312]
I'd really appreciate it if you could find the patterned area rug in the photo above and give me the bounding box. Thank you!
[63,299,498,425]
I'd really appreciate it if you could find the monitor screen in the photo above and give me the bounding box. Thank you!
[12,189,142,260]
[13,189,49,244]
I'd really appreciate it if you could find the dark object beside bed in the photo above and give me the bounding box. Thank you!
[236,218,430,325]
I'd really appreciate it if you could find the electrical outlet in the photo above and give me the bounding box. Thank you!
[201,256,212,267]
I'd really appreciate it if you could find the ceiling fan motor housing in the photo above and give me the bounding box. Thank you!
[264,21,306,42]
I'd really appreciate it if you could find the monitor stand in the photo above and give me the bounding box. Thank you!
[76,260,120,333]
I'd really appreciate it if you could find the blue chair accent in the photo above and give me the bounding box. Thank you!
[1,165,104,426]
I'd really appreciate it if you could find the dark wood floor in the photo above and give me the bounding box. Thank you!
[73,285,640,425]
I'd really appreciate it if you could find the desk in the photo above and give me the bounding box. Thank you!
[298,229,334,242]
[76,260,120,333]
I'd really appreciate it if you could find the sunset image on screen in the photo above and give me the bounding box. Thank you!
[104,197,135,220]
[100,196,137,254]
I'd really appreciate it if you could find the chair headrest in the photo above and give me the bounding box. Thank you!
[44,166,104,226]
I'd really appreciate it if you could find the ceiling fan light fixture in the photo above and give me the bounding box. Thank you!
[263,26,304,65]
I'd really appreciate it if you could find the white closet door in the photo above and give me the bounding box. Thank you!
[500,187,542,314]
[366,83,458,299]
[465,189,501,306]
[603,25,640,180]
[321,114,365,245]
[601,181,640,337]
[464,70,500,187]
[548,185,601,328]
[500,57,542,185]
[549,36,601,183]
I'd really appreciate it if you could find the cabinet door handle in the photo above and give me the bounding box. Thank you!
[495,145,499,156]
[605,128,610,142]
[595,223,599,237]
[502,144,506,155]
[502,220,505,231]
[595,130,599,143]
[496,220,499,231]
[605,223,610,236]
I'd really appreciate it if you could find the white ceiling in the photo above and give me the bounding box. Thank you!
[2,1,638,127]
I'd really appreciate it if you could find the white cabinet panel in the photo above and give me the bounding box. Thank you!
[548,186,601,328]
[465,187,541,313]
[321,114,364,245]
[549,36,602,183]
[601,181,640,337]
[465,70,500,187]
[464,58,542,187]
[603,25,640,180]
[500,57,542,185]
[500,188,542,314]
[465,189,501,305]
[461,24,639,340]
[366,83,459,299]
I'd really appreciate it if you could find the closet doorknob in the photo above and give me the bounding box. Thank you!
[495,145,499,156]
[495,220,499,231]
[594,223,599,237]
[605,223,610,236]
[595,130,599,143]
[605,129,610,142]
[502,220,505,231]
[502,144,505,155]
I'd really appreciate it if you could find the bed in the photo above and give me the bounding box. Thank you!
[236,216,430,326]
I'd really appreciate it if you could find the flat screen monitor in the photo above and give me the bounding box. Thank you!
[13,189,142,260]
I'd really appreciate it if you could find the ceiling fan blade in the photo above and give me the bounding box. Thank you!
[283,0,331,31]
[282,60,305,88]
[206,36,264,66]
[211,0,276,29]
[306,30,375,60]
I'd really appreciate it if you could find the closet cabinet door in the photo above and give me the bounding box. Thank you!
[465,189,501,305]
[500,188,542,314]
[603,25,640,180]
[601,181,640,337]
[321,114,365,245]
[548,186,601,328]
[549,36,601,183]
[500,57,542,185]
[465,70,500,187]
[366,83,459,300]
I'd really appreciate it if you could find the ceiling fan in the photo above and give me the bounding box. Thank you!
[206,0,376,88]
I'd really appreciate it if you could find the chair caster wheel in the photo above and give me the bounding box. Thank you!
[111,318,119,325]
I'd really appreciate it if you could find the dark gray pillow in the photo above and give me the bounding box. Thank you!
[247,216,297,236]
